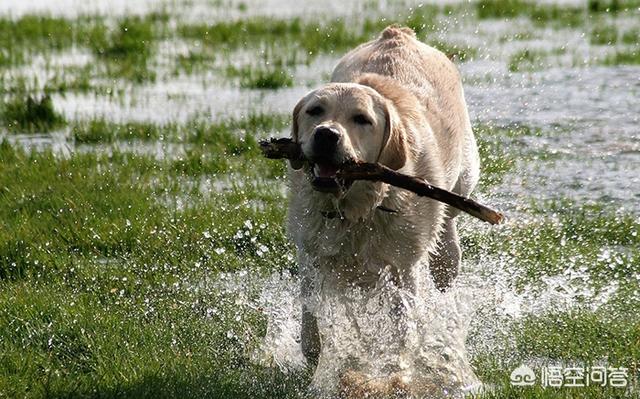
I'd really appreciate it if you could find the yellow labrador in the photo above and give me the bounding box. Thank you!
[287,26,480,372]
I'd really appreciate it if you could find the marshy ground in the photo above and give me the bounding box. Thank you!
[0,0,639,398]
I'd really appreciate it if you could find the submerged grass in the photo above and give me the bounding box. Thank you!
[590,24,619,45]
[509,49,542,72]
[463,198,640,291]
[0,13,168,82]
[177,8,440,58]
[72,119,167,143]
[476,0,583,25]
[508,48,566,72]
[72,113,289,144]
[475,0,639,26]
[1,95,65,132]
[89,15,164,83]
[473,123,546,187]
[226,65,294,89]
[0,67,99,97]
[0,16,99,67]
[601,47,640,65]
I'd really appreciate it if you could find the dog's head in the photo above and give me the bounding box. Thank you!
[291,81,407,194]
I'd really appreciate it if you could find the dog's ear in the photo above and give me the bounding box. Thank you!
[378,100,407,171]
[358,74,407,170]
[290,97,305,170]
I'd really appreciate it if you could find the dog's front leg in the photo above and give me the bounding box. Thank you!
[301,305,320,368]
[429,216,461,291]
[300,273,321,368]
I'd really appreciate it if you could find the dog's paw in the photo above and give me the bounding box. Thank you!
[339,369,410,398]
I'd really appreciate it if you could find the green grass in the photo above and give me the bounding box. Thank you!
[515,311,640,364]
[462,199,640,290]
[177,9,440,58]
[3,122,637,397]
[601,47,640,65]
[226,65,294,89]
[590,25,619,45]
[507,48,566,72]
[89,16,160,83]
[0,16,99,67]
[473,306,640,398]
[621,29,639,45]
[0,140,291,278]
[475,0,624,26]
[432,40,478,62]
[72,113,289,144]
[588,0,640,12]
[464,198,640,398]
[0,131,304,396]
[473,123,548,188]
[1,95,65,132]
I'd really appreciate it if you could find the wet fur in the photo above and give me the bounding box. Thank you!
[287,26,480,389]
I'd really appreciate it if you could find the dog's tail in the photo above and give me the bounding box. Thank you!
[381,25,416,40]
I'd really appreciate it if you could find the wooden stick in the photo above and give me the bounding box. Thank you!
[337,162,504,225]
[259,137,303,161]
[259,138,505,225]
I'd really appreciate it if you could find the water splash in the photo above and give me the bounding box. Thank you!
[232,235,626,397]
[295,262,479,398]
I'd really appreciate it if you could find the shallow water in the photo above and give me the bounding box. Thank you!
[218,231,629,397]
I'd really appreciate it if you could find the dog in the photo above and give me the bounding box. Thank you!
[286,26,480,393]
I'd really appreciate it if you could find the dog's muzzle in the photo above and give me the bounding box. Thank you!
[307,127,349,193]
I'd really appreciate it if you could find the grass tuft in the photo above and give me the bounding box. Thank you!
[621,28,639,45]
[226,65,294,89]
[0,16,80,67]
[476,0,529,19]
[590,24,618,45]
[588,0,640,12]
[601,47,640,65]
[90,17,157,83]
[506,48,563,72]
[1,95,65,132]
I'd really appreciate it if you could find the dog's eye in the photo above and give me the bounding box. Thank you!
[306,106,324,116]
[353,114,372,125]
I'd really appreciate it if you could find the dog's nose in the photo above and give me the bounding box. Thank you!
[313,127,340,153]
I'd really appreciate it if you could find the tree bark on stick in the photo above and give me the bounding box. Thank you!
[259,138,505,225]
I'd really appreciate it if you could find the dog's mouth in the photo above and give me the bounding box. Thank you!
[309,161,353,193]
